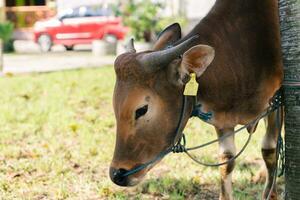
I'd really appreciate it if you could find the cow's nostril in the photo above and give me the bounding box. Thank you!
[115,168,127,177]
[109,167,129,186]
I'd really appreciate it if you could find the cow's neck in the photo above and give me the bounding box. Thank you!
[181,0,282,128]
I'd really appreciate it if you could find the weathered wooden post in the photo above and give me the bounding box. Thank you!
[278,0,300,199]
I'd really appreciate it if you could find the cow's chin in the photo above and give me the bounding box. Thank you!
[127,160,161,186]
[125,175,146,186]
[123,165,152,187]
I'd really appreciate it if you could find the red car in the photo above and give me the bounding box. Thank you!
[33,6,128,52]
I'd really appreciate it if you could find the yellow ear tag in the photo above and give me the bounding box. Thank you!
[184,73,199,96]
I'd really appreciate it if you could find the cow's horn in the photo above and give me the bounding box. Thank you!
[125,38,136,53]
[137,35,199,72]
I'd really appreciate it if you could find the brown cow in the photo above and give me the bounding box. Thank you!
[110,0,283,199]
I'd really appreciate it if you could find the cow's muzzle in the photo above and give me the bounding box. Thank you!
[109,167,130,186]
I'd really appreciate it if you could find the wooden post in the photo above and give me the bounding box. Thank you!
[278,0,300,199]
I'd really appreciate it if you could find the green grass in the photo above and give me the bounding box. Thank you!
[0,67,283,199]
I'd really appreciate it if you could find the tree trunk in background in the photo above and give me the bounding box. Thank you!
[278,0,300,199]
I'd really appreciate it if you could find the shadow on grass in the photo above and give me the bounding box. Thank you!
[107,177,219,200]
[139,177,219,200]
[107,176,276,200]
[107,174,284,200]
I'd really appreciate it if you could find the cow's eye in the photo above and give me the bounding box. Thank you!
[135,105,148,120]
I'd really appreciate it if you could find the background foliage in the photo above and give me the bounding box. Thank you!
[0,22,14,52]
[120,0,163,42]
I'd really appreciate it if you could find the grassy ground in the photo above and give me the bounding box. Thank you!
[0,67,284,200]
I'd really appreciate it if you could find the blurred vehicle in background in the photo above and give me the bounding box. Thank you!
[33,6,128,52]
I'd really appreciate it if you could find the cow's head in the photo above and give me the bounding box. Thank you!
[110,23,215,186]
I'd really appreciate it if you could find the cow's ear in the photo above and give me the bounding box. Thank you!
[181,45,215,77]
[153,23,182,51]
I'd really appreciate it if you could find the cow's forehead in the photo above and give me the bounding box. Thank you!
[114,53,141,80]
[114,52,154,82]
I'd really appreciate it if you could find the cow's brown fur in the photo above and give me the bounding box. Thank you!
[182,0,282,128]
[111,0,283,199]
